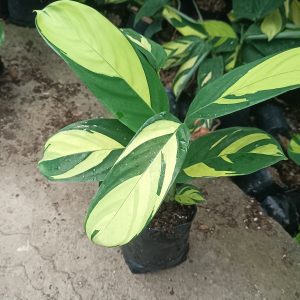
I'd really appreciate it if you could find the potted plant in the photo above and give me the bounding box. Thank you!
[35,1,300,273]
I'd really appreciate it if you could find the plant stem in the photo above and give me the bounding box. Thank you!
[164,183,177,202]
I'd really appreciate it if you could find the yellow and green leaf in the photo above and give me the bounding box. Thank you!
[175,184,205,205]
[185,48,300,128]
[121,28,167,71]
[162,5,206,38]
[178,127,286,181]
[173,41,211,97]
[163,36,199,69]
[197,56,224,89]
[35,1,168,132]
[85,112,190,247]
[38,119,133,182]
[260,9,283,41]
[288,134,300,165]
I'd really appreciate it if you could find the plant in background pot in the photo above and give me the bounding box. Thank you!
[36,1,300,273]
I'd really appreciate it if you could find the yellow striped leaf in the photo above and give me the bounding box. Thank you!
[85,113,190,246]
[38,119,133,182]
[186,48,300,128]
[175,184,205,205]
[178,127,285,181]
[288,134,300,165]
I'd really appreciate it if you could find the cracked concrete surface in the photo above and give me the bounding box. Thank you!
[0,24,300,300]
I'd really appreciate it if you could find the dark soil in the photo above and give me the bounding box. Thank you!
[150,201,196,232]
[195,0,231,13]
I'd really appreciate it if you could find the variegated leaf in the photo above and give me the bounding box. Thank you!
[38,119,133,182]
[178,127,285,181]
[162,5,206,38]
[163,36,199,69]
[85,113,190,246]
[185,48,300,128]
[173,41,211,97]
[288,134,300,165]
[121,28,167,71]
[175,184,205,205]
[35,1,168,132]
[197,56,224,89]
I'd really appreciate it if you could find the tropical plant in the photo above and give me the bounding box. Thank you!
[161,0,300,98]
[36,1,300,247]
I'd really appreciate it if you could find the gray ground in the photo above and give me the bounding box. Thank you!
[0,24,299,300]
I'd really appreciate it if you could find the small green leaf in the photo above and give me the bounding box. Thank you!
[175,184,205,205]
[260,9,282,41]
[288,134,300,165]
[0,22,4,46]
[295,232,300,244]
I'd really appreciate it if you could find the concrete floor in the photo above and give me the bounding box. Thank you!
[0,24,300,300]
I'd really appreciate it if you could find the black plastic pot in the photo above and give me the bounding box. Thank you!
[8,0,51,27]
[0,0,9,19]
[219,108,251,129]
[261,192,300,236]
[121,205,197,273]
[253,102,290,138]
[233,168,284,201]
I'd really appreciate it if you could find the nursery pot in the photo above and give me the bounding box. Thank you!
[121,205,197,274]
[8,0,51,27]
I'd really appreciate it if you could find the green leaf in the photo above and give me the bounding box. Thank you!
[163,36,200,69]
[178,127,286,181]
[162,5,207,38]
[185,48,300,128]
[38,119,134,182]
[85,112,190,246]
[173,41,211,97]
[35,1,168,132]
[197,56,224,89]
[260,9,283,41]
[175,184,205,205]
[232,0,285,21]
[288,134,300,165]
[290,0,300,26]
[134,0,169,26]
[121,28,167,71]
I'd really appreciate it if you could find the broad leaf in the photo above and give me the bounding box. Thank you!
[232,0,285,21]
[35,1,168,132]
[175,184,205,205]
[197,56,224,89]
[162,5,207,38]
[85,112,190,246]
[185,48,300,128]
[173,41,211,97]
[178,127,285,181]
[288,134,300,165]
[260,9,283,41]
[38,119,133,182]
[121,28,167,71]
